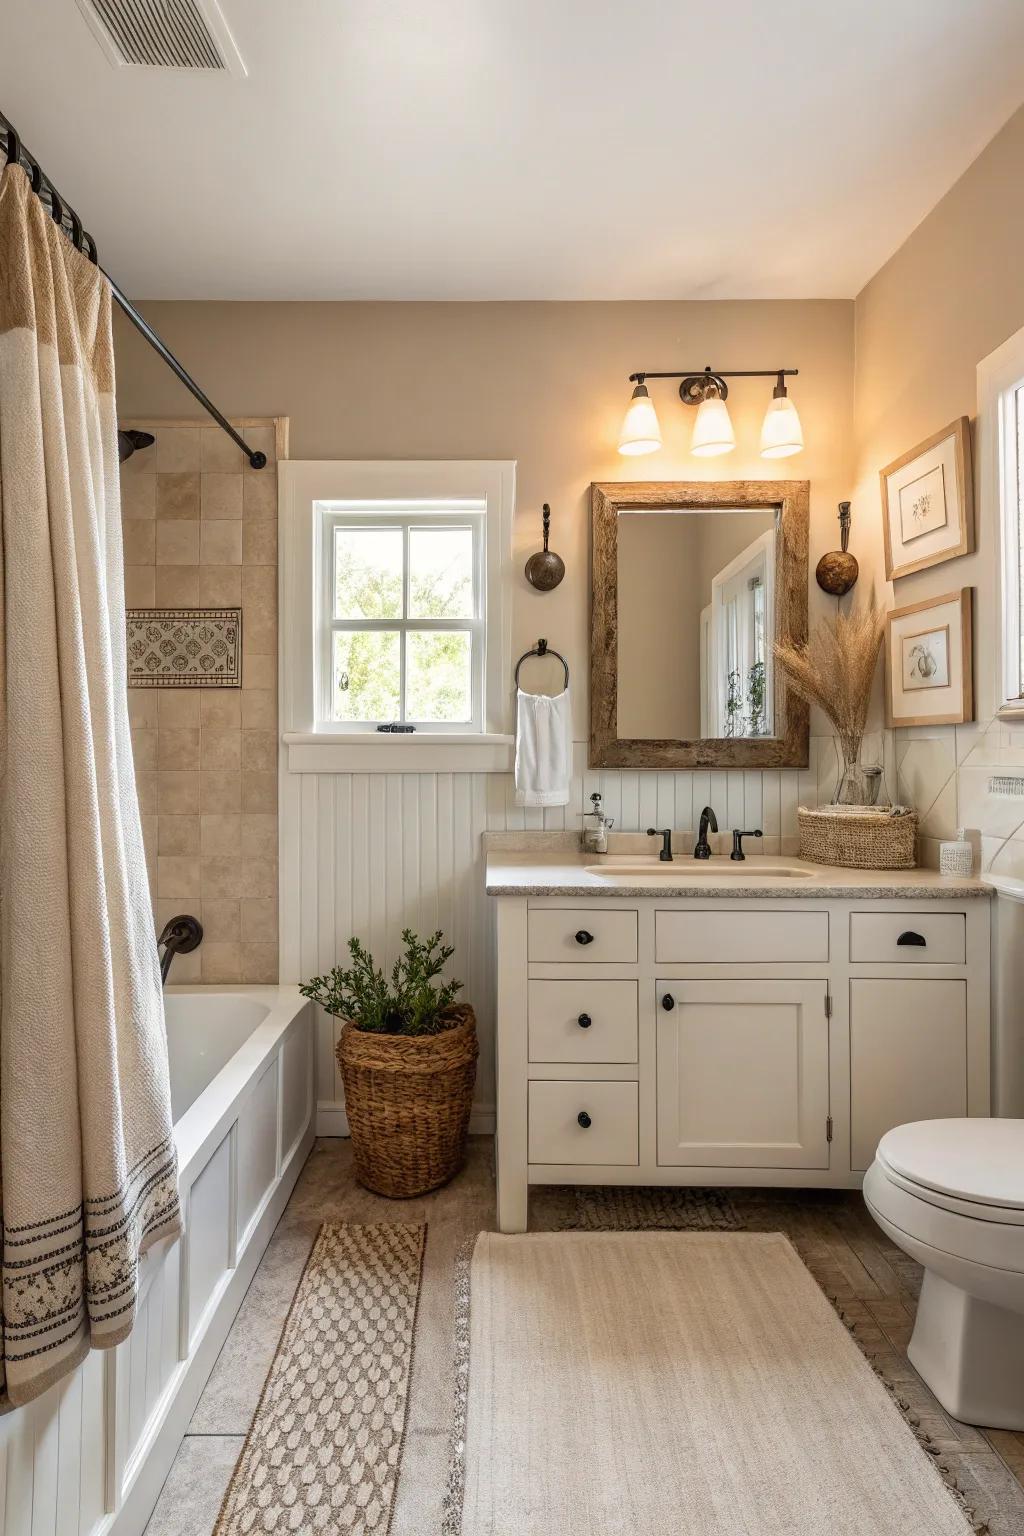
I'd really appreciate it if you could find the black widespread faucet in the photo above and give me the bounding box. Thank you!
[694,805,718,859]
[731,828,764,861]
[647,827,673,862]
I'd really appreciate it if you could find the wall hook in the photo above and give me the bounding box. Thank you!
[816,500,859,595]
[524,503,565,591]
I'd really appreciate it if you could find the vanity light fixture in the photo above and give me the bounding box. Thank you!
[616,366,801,459]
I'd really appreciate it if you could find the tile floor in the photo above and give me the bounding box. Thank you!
[145,1140,1024,1536]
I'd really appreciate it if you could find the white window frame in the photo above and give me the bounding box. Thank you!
[280,461,515,772]
[707,528,775,737]
[979,324,1024,719]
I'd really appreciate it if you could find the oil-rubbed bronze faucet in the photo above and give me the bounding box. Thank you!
[730,828,763,861]
[694,806,718,859]
[647,827,673,862]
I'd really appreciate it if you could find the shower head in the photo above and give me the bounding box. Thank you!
[118,428,155,463]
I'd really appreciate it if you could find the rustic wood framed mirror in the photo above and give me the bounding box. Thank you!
[590,480,810,769]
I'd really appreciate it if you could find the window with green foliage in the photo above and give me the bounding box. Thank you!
[320,505,484,729]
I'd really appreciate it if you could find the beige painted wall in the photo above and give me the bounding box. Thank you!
[853,102,1024,869]
[113,299,855,741]
[617,513,704,738]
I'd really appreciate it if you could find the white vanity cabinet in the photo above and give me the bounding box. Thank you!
[493,891,991,1233]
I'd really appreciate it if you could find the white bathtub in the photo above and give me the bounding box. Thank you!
[0,985,315,1536]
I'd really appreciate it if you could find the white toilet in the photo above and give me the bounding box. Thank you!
[864,1118,1024,1428]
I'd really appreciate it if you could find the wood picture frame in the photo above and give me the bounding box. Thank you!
[885,588,973,728]
[590,480,810,769]
[880,417,974,581]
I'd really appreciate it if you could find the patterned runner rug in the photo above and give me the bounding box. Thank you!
[214,1222,425,1536]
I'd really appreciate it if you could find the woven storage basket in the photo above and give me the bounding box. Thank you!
[798,806,917,870]
[336,1004,478,1198]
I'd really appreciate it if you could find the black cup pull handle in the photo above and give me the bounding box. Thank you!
[662,992,675,1011]
[577,1012,593,1029]
[897,931,927,947]
[577,1111,592,1129]
[575,929,595,946]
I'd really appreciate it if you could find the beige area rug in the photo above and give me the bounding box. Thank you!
[448,1231,976,1536]
[213,1222,425,1536]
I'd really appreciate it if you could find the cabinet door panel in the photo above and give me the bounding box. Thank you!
[850,978,967,1172]
[656,980,829,1168]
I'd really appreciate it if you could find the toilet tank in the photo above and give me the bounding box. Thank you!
[987,877,1024,1116]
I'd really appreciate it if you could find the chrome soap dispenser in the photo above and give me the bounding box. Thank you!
[581,791,614,855]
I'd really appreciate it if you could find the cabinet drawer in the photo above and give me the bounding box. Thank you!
[528,908,638,964]
[528,1080,639,1165]
[655,910,829,964]
[849,912,966,965]
[528,980,638,1063]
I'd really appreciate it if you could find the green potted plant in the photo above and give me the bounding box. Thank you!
[300,929,478,1198]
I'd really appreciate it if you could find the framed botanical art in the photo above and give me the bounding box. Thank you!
[885,589,973,727]
[880,416,974,580]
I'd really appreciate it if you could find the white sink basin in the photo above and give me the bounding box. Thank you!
[585,859,815,880]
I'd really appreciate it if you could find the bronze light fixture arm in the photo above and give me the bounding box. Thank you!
[629,367,799,403]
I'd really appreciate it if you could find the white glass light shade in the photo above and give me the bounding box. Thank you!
[760,393,804,458]
[617,385,662,456]
[690,392,735,456]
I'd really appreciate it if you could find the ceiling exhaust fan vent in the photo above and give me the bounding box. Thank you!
[76,0,246,73]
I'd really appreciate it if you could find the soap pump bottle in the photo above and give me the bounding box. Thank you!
[581,792,614,855]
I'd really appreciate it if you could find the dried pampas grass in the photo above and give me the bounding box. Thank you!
[775,607,884,766]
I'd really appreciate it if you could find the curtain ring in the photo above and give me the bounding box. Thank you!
[3,124,20,170]
[49,185,63,227]
[30,156,43,193]
[69,207,84,250]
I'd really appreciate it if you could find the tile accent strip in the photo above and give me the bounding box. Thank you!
[127,608,242,688]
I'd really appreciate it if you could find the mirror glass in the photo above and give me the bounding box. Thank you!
[616,507,778,740]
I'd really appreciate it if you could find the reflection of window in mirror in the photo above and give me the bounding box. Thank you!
[616,507,777,741]
[979,322,1024,718]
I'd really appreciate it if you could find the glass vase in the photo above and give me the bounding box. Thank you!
[833,745,883,807]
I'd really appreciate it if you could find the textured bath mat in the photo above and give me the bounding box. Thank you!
[556,1182,740,1231]
[448,1231,976,1536]
[213,1222,424,1536]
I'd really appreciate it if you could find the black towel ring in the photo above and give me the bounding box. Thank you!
[514,637,569,690]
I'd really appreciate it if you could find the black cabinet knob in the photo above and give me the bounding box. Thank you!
[575,929,595,946]
[577,1111,592,1129]
[577,1012,593,1029]
[662,992,676,1011]
[897,931,927,947]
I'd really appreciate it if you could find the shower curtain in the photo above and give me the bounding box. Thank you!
[0,164,181,1407]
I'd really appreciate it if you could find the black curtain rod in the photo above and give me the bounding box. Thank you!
[0,111,267,470]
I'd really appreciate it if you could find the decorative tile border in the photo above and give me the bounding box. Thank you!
[127,608,242,688]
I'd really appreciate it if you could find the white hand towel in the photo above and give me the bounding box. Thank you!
[514,687,572,806]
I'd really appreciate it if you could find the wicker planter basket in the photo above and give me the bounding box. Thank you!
[798,806,918,870]
[336,1004,478,1198]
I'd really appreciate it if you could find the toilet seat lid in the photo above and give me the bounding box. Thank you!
[877,1119,1024,1212]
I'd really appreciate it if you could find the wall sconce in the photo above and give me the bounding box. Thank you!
[617,366,802,459]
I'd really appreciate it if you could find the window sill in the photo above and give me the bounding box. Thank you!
[282,731,515,774]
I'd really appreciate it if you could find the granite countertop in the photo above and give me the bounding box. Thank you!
[483,833,990,900]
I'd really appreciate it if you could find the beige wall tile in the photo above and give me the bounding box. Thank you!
[155,566,200,606]
[201,691,242,730]
[156,520,200,566]
[243,654,277,691]
[121,438,156,476]
[241,943,278,983]
[131,729,157,770]
[157,855,201,899]
[243,521,277,565]
[136,770,158,815]
[201,899,240,942]
[123,520,156,565]
[201,474,243,519]
[158,691,201,727]
[121,474,156,520]
[198,566,242,605]
[242,857,277,897]
[243,426,276,466]
[202,942,242,984]
[201,429,243,473]
[240,897,277,943]
[241,689,275,730]
[159,815,200,855]
[201,856,244,898]
[201,520,243,566]
[200,770,242,812]
[124,567,156,606]
[243,469,277,520]
[128,691,158,729]
[158,728,201,770]
[201,813,242,856]
[159,770,200,814]
[156,428,201,473]
[241,813,276,858]
[242,771,277,812]
[157,471,201,520]
[242,730,276,771]
[201,729,242,771]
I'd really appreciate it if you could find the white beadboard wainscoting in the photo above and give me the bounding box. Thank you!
[280,735,884,1131]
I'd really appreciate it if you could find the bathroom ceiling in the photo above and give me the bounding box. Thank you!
[2,0,1024,301]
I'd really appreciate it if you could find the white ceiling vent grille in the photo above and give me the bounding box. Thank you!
[76,0,246,74]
